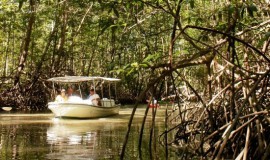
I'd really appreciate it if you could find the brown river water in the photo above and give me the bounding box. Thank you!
[0,105,179,160]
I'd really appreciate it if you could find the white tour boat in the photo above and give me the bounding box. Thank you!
[47,76,121,118]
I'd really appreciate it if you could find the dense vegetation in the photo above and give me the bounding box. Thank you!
[0,0,270,159]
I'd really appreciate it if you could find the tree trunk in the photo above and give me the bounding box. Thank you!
[53,0,68,73]
[28,23,58,89]
[13,0,36,88]
[3,25,11,78]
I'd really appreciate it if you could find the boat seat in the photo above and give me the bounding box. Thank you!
[101,99,115,107]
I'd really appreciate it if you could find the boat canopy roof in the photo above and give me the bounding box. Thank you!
[47,76,120,83]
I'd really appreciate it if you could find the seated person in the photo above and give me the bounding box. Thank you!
[55,89,67,102]
[66,87,83,102]
[67,87,75,97]
[87,89,101,106]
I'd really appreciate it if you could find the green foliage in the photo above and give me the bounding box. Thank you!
[258,31,270,48]
[0,0,269,108]
[188,0,195,9]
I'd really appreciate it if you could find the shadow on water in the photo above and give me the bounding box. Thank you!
[0,105,178,159]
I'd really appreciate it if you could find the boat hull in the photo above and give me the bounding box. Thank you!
[48,102,120,118]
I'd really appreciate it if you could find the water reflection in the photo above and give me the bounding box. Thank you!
[46,125,99,159]
[0,107,175,160]
[46,118,126,159]
[46,124,97,145]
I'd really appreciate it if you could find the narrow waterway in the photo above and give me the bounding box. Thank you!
[0,106,178,159]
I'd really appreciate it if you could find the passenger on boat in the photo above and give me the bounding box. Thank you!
[67,87,74,97]
[55,89,67,102]
[88,89,101,106]
[67,87,82,102]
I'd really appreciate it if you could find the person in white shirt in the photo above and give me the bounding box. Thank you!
[55,89,67,102]
[88,89,101,106]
